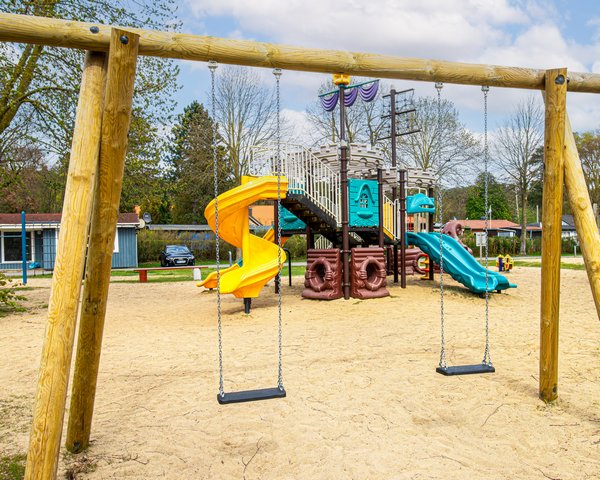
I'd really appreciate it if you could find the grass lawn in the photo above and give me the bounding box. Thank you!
[112,264,307,283]
[0,453,26,480]
[514,260,585,270]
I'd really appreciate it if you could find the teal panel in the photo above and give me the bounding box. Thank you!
[406,193,436,214]
[348,178,379,227]
[279,206,306,231]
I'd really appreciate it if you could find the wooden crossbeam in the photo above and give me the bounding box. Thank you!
[2,13,600,92]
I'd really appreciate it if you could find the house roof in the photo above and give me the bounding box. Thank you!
[0,212,140,227]
[562,214,575,226]
[458,219,544,232]
[458,219,520,230]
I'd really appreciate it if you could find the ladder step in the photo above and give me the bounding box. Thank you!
[217,386,286,404]
[436,364,495,376]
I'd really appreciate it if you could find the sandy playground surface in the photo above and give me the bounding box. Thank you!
[1,265,599,479]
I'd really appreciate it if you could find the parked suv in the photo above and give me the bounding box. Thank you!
[159,245,195,267]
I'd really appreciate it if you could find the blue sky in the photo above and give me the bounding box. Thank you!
[168,0,600,137]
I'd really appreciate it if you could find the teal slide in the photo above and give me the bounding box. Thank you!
[406,231,517,294]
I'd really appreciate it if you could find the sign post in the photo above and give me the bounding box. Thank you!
[21,211,27,284]
[475,231,487,261]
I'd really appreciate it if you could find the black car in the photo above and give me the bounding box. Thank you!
[159,245,195,267]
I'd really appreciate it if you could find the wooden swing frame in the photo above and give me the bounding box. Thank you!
[0,12,598,479]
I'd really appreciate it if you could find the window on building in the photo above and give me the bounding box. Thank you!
[2,231,33,263]
[114,228,119,253]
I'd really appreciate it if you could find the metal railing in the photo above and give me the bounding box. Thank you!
[314,235,333,249]
[251,143,341,225]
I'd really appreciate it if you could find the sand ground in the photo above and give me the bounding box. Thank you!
[1,266,599,479]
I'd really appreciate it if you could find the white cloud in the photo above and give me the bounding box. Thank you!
[186,0,528,60]
[282,109,314,144]
[181,0,600,132]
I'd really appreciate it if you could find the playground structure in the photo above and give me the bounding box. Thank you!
[1,12,599,479]
[249,139,513,298]
[251,142,445,283]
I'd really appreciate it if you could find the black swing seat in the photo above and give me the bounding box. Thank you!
[218,386,286,405]
[436,363,495,376]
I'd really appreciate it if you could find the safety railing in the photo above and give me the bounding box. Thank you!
[314,235,333,250]
[251,143,341,225]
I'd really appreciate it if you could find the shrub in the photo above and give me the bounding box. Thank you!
[0,272,25,314]
[463,232,538,256]
[137,229,237,263]
[283,234,307,259]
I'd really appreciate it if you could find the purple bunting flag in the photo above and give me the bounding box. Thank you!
[343,87,359,107]
[359,80,379,102]
[320,91,339,112]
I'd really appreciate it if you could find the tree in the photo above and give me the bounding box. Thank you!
[574,131,600,208]
[0,0,180,160]
[119,113,172,223]
[443,186,470,220]
[395,96,480,184]
[465,173,511,220]
[214,66,281,184]
[167,101,233,224]
[494,96,544,254]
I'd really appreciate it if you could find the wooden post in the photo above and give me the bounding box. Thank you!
[539,68,567,403]
[563,115,600,319]
[65,28,139,454]
[24,51,107,480]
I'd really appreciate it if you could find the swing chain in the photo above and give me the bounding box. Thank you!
[273,67,284,390]
[208,60,224,397]
[482,85,492,367]
[435,82,447,370]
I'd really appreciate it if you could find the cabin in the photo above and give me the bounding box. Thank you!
[0,213,140,271]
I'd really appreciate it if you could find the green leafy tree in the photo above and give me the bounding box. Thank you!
[443,186,470,220]
[168,101,234,224]
[0,0,180,215]
[465,173,511,220]
[574,131,600,208]
[120,113,172,223]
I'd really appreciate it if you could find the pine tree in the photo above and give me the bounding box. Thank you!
[167,101,234,224]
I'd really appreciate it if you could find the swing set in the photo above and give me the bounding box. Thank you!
[1,12,599,479]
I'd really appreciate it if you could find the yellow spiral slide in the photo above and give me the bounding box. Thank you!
[198,175,289,298]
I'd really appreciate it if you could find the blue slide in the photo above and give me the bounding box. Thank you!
[406,231,517,294]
